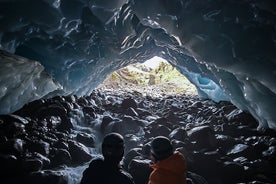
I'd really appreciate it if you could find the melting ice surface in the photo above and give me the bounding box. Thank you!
[0,0,275,130]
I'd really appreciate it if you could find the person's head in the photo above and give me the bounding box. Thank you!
[150,136,174,162]
[102,133,125,165]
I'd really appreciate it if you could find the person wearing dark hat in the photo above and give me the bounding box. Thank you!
[148,136,187,184]
[80,133,135,184]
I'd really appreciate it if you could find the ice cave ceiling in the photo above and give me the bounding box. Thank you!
[0,0,275,130]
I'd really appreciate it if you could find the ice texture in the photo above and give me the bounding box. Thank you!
[0,50,61,114]
[0,0,275,129]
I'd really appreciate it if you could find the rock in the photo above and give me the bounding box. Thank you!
[23,158,43,172]
[28,170,67,184]
[188,125,217,150]
[52,140,69,150]
[128,159,152,184]
[226,109,258,128]
[1,138,24,157]
[0,133,7,143]
[56,117,73,133]
[0,120,26,138]
[169,127,188,141]
[76,132,95,148]
[136,108,152,116]
[108,117,144,136]
[141,141,151,158]
[26,152,51,168]
[262,145,276,165]
[124,107,139,117]
[82,106,96,119]
[227,143,259,160]
[26,140,50,156]
[187,171,208,184]
[68,140,92,164]
[121,97,137,109]
[148,124,171,137]
[124,148,142,170]
[50,148,72,167]
[188,151,221,181]
[0,114,29,125]
[100,115,115,133]
[216,134,240,153]
[124,134,142,151]
[0,154,19,178]
[220,161,246,183]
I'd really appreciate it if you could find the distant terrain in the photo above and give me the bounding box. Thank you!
[97,60,198,97]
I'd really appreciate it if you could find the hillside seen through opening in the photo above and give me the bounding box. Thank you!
[97,56,198,97]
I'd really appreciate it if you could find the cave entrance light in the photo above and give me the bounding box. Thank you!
[96,56,198,97]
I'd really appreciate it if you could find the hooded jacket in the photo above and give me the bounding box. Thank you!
[148,151,187,184]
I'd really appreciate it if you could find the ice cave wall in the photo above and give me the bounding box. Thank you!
[0,0,275,130]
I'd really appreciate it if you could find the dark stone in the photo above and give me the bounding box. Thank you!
[82,106,96,118]
[30,152,51,168]
[216,134,240,154]
[1,138,24,157]
[149,124,171,137]
[220,161,246,183]
[0,121,26,138]
[124,148,142,170]
[128,159,152,184]
[136,108,152,116]
[100,115,115,133]
[188,125,217,150]
[187,171,208,184]
[0,114,29,125]
[188,151,221,181]
[68,140,92,164]
[0,154,19,178]
[141,141,151,158]
[124,134,142,151]
[227,143,259,160]
[226,109,258,128]
[121,97,137,109]
[52,140,69,150]
[124,107,139,117]
[169,127,188,141]
[23,158,43,172]
[50,148,72,167]
[26,140,50,156]
[28,170,67,184]
[76,132,95,148]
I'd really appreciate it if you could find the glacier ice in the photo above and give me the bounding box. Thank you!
[0,0,275,130]
[0,50,61,114]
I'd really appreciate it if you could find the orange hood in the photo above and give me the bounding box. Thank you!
[149,151,187,184]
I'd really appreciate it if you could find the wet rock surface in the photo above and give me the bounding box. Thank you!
[0,87,276,184]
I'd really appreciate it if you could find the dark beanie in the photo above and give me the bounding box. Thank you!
[150,136,173,161]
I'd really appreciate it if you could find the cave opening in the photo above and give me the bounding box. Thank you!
[96,56,198,97]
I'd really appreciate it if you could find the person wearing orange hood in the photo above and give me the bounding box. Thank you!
[148,136,187,184]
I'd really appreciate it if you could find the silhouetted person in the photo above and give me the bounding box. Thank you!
[148,136,187,184]
[80,133,135,184]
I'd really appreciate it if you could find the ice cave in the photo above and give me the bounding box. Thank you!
[0,0,276,184]
[0,0,275,129]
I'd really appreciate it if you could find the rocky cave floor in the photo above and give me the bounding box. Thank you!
[0,84,276,184]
